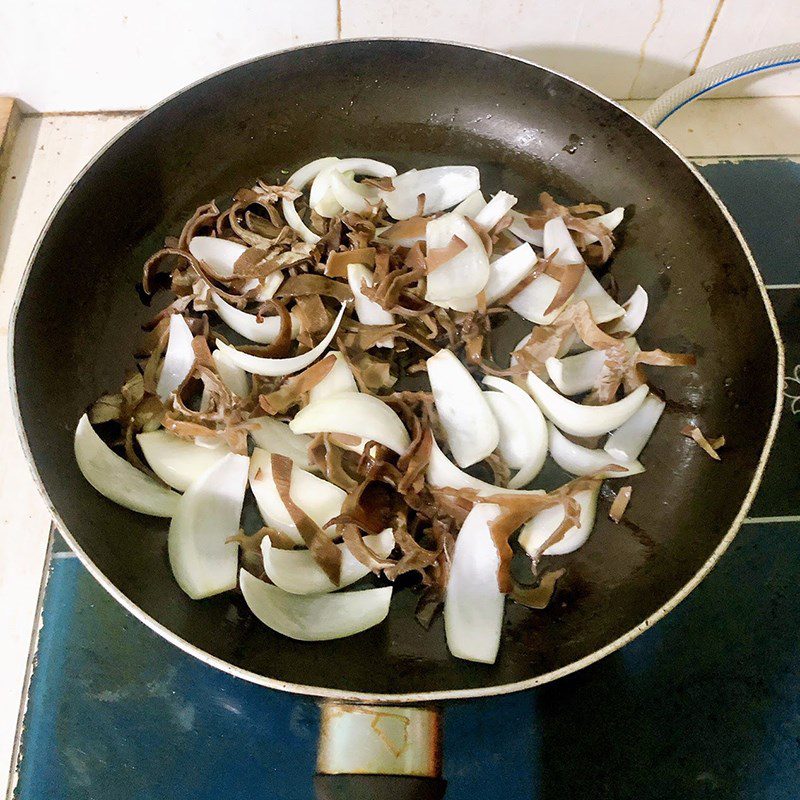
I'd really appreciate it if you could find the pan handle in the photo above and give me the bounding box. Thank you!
[314,701,446,800]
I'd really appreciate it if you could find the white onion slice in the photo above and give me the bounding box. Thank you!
[484,243,538,305]
[290,393,410,455]
[604,393,665,462]
[156,314,195,401]
[427,437,544,497]
[473,191,517,230]
[381,166,480,220]
[526,372,649,437]
[74,415,179,516]
[606,285,648,335]
[519,482,600,556]
[548,423,644,478]
[248,417,313,470]
[241,272,284,302]
[240,571,392,641]
[453,189,487,218]
[248,448,344,544]
[308,351,358,403]
[508,211,544,247]
[188,236,244,279]
[216,303,345,376]
[137,430,231,492]
[261,529,394,595]
[212,348,250,398]
[482,376,548,488]
[545,337,638,396]
[424,212,490,306]
[330,170,374,215]
[283,156,340,244]
[167,453,249,599]
[580,207,624,245]
[212,293,299,344]
[347,263,394,346]
[444,504,505,664]
[427,349,499,468]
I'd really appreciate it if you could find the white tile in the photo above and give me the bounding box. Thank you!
[0,0,338,112]
[696,0,800,97]
[339,0,720,99]
[625,96,800,156]
[0,113,137,795]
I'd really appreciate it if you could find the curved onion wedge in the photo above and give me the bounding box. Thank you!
[248,417,313,470]
[606,285,648,335]
[548,423,644,478]
[425,212,490,306]
[508,211,544,247]
[312,158,396,217]
[484,243,538,304]
[427,349,499,468]
[156,314,195,401]
[75,415,179,516]
[330,170,374,215]
[167,453,249,599]
[216,303,345,376]
[347,263,394,346]
[241,272,284,302]
[473,191,517,230]
[240,570,392,641]
[381,166,480,220]
[290,393,411,455]
[248,448,344,544]
[508,273,562,324]
[545,338,638,396]
[188,236,244,279]
[283,156,340,244]
[212,292,300,344]
[604,393,665,462]
[212,348,250,397]
[427,437,544,497]
[519,482,600,556]
[444,504,505,664]
[482,376,548,488]
[308,351,358,403]
[261,529,394,595]
[526,372,649,437]
[580,207,624,245]
[453,189,486,218]
[137,430,231,492]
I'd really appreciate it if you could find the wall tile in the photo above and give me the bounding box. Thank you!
[696,0,800,97]
[0,0,338,112]
[339,0,720,99]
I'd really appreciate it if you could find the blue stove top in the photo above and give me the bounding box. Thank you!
[11,159,800,800]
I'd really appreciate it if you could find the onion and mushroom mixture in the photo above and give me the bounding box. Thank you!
[74,156,708,664]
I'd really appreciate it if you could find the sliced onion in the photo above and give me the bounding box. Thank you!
[508,273,561,323]
[579,206,624,245]
[167,452,249,599]
[248,448,344,544]
[545,337,638,396]
[329,170,374,214]
[212,292,300,344]
[473,191,517,230]
[427,437,543,497]
[425,212,490,306]
[484,243,538,305]
[248,417,314,470]
[137,430,231,492]
[604,393,665,462]
[290,393,410,455]
[261,529,394,595]
[312,158,396,218]
[74,415,179,516]
[188,236,244,279]
[427,349,499,468]
[241,272,284,302]
[347,263,394,347]
[444,503,505,664]
[548,423,644,478]
[216,302,345,376]
[381,166,480,220]
[309,163,345,217]
[508,211,544,247]
[482,376,548,488]
[239,570,392,641]
[212,348,250,397]
[453,189,487,218]
[606,285,648,335]
[308,351,358,403]
[156,314,195,401]
[526,372,649,437]
[518,482,600,556]
[283,156,340,244]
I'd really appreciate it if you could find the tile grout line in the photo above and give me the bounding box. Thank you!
[766,283,800,290]
[743,515,800,524]
[690,0,727,75]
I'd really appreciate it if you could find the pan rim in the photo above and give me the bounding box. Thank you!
[8,37,785,703]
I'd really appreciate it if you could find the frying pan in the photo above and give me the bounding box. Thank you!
[11,39,782,798]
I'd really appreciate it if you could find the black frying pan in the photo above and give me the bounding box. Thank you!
[11,39,782,796]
